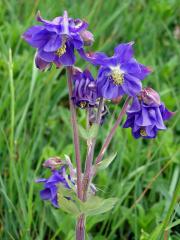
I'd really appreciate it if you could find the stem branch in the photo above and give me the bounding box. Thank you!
[66,66,82,200]
[82,98,104,201]
[76,215,85,240]
[95,96,131,164]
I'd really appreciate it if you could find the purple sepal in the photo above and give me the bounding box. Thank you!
[35,54,51,71]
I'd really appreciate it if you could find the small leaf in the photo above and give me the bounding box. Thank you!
[78,125,89,140]
[96,152,117,171]
[82,196,118,216]
[58,193,80,217]
[57,186,81,217]
[89,124,99,139]
[78,124,99,140]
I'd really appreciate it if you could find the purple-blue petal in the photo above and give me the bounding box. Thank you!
[122,74,142,96]
[114,42,134,63]
[35,54,51,70]
[58,42,75,66]
[40,188,51,200]
[43,35,62,52]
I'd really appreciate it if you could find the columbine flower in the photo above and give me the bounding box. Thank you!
[72,69,97,108]
[36,166,70,208]
[96,42,151,99]
[123,88,174,139]
[22,11,93,70]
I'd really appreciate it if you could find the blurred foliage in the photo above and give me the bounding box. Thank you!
[0,0,180,239]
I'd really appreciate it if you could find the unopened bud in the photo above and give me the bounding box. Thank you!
[80,30,94,46]
[43,157,63,170]
[140,87,161,106]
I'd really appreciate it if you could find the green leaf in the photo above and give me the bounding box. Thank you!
[88,124,99,139]
[57,186,81,217]
[96,152,117,171]
[78,125,89,140]
[82,196,118,216]
[78,124,99,140]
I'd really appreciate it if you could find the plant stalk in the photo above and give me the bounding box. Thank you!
[76,214,85,240]
[95,96,131,164]
[66,66,83,200]
[82,98,104,201]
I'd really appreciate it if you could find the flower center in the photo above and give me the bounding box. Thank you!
[111,68,124,85]
[79,101,87,109]
[56,41,66,57]
[140,128,147,137]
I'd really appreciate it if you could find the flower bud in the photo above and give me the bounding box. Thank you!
[80,30,94,46]
[43,157,63,170]
[140,87,161,106]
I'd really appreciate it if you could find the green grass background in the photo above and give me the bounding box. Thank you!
[0,0,180,239]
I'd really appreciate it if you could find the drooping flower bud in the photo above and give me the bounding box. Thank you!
[140,87,161,106]
[43,157,63,170]
[80,30,94,46]
[72,69,97,108]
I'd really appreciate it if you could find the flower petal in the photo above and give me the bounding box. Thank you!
[58,42,75,66]
[40,188,51,200]
[35,54,51,70]
[72,34,83,49]
[22,25,45,42]
[43,35,62,52]
[121,58,151,80]
[122,74,142,96]
[114,42,134,63]
[38,49,55,62]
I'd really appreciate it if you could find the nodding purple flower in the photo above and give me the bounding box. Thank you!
[123,88,174,139]
[22,11,93,70]
[96,42,151,99]
[72,69,97,108]
[36,166,70,208]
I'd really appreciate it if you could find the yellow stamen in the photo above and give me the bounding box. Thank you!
[140,128,147,137]
[56,41,66,57]
[79,101,87,109]
[111,68,124,85]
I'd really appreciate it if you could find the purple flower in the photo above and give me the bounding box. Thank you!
[36,166,70,208]
[72,69,97,108]
[22,11,93,70]
[123,88,174,139]
[96,42,151,99]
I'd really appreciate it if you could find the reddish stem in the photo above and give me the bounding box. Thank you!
[66,66,83,200]
[95,96,131,164]
[82,98,104,201]
[76,215,85,240]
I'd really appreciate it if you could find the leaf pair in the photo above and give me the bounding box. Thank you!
[58,186,118,217]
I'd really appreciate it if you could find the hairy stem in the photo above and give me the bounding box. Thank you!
[76,215,85,240]
[95,96,131,164]
[82,98,104,201]
[66,66,83,200]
